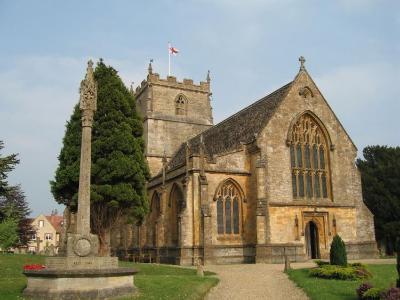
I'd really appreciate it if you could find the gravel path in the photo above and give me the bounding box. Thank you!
[204,264,309,300]
[204,259,396,300]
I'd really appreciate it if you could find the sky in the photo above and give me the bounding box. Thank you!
[0,0,399,216]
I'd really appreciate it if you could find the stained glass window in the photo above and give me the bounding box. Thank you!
[225,197,231,234]
[296,144,303,168]
[299,173,305,197]
[321,174,328,198]
[314,173,321,198]
[215,180,243,236]
[305,145,311,168]
[233,198,239,234]
[319,147,325,169]
[290,145,295,168]
[313,144,318,169]
[217,198,224,234]
[289,113,331,200]
[292,173,297,197]
[306,172,312,197]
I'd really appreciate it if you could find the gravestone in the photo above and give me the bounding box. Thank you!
[23,61,137,299]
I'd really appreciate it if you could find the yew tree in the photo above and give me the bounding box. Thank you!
[0,140,19,196]
[356,145,400,255]
[51,60,150,255]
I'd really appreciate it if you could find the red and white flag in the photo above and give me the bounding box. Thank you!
[169,45,179,56]
[168,42,179,75]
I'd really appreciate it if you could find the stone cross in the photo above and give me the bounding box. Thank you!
[299,56,306,70]
[76,60,97,236]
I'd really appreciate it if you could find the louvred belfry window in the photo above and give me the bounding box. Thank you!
[215,180,243,236]
[175,95,186,115]
[289,113,331,200]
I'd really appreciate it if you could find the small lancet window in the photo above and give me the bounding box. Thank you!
[175,94,187,115]
[289,113,331,200]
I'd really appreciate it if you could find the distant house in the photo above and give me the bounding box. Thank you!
[27,214,63,255]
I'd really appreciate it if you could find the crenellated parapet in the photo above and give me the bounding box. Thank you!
[134,73,210,98]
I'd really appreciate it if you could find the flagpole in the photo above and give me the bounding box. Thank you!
[168,42,171,76]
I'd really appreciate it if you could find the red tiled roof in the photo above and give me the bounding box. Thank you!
[45,215,63,233]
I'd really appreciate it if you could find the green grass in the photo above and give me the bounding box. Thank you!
[288,264,397,300]
[0,254,219,300]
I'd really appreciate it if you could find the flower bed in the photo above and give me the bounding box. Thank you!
[23,264,46,271]
[357,282,400,300]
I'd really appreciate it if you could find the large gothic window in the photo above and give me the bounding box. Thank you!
[215,179,244,236]
[289,113,331,200]
[175,94,187,115]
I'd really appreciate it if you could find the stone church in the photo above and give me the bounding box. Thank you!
[114,57,377,265]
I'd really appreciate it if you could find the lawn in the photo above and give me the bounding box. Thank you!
[288,264,397,300]
[0,254,219,300]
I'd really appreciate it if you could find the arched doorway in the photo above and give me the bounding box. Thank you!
[305,221,320,259]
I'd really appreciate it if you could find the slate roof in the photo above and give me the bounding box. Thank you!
[167,81,293,170]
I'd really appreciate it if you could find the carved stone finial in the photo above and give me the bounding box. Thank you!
[148,59,153,74]
[130,82,134,95]
[79,60,97,112]
[206,70,210,83]
[299,56,306,71]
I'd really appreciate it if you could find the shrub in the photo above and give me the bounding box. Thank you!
[382,287,400,300]
[397,237,400,288]
[330,234,348,266]
[309,264,370,281]
[315,260,330,267]
[357,283,373,299]
[351,262,367,268]
[362,287,384,300]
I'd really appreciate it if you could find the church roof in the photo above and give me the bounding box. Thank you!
[167,81,293,170]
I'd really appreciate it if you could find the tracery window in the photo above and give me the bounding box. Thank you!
[289,113,331,200]
[175,94,187,115]
[215,179,243,236]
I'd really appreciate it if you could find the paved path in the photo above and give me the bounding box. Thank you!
[205,264,309,300]
[204,259,396,300]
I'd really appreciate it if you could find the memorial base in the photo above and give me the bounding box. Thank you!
[23,268,137,300]
[46,256,118,270]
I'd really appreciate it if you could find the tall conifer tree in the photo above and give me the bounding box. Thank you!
[51,60,150,254]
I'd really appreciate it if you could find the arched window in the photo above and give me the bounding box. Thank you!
[289,113,331,200]
[214,179,244,236]
[147,192,160,246]
[168,184,184,246]
[175,94,187,115]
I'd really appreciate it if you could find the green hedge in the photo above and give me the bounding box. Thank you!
[309,264,371,281]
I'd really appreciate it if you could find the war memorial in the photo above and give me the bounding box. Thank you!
[22,61,136,299]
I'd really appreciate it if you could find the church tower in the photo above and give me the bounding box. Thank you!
[134,63,213,176]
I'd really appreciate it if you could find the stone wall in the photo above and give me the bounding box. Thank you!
[135,73,213,176]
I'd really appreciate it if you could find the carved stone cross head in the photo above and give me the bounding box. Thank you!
[79,60,97,112]
[299,56,306,70]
